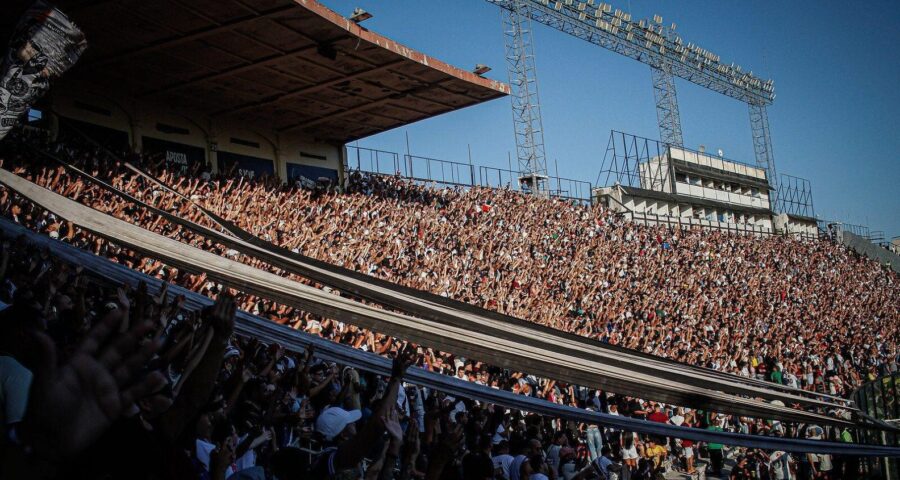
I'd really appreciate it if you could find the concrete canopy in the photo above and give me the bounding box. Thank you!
[2,0,509,143]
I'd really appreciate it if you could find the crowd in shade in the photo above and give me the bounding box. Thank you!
[0,129,897,479]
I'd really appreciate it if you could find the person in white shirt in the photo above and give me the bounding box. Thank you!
[492,441,515,479]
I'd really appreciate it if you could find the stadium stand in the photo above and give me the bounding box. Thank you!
[0,129,898,479]
[0,0,898,478]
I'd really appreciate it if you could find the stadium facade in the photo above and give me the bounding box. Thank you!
[594,131,819,239]
[10,0,508,190]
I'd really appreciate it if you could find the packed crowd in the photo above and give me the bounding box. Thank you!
[0,220,860,480]
[0,129,897,478]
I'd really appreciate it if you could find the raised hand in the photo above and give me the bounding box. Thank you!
[22,310,166,459]
[381,406,404,443]
[391,342,416,379]
[115,284,131,311]
[303,342,315,364]
[206,294,236,340]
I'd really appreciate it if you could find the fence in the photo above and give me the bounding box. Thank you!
[854,373,900,478]
[776,174,816,218]
[346,146,594,204]
[600,194,822,241]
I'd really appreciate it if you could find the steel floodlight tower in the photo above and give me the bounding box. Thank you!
[749,101,778,204]
[651,63,684,147]
[487,0,781,202]
[502,0,550,194]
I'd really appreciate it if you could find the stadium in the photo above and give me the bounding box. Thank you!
[0,0,897,479]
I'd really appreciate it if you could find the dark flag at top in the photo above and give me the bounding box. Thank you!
[0,1,87,140]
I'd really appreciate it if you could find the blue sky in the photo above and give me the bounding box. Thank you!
[322,0,900,240]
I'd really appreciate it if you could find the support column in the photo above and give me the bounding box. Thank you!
[651,64,683,147]
[749,102,778,210]
[502,0,549,195]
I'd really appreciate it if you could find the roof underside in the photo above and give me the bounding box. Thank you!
[2,0,509,144]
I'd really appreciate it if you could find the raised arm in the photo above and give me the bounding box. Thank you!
[333,345,415,471]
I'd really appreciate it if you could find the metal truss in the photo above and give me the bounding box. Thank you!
[597,130,670,190]
[502,0,549,193]
[775,174,815,218]
[485,0,774,106]
[749,102,778,206]
[651,64,683,146]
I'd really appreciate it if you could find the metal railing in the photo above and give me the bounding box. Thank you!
[628,210,776,238]
[346,146,594,204]
[599,193,821,241]
[346,146,404,177]
[405,154,476,187]
[854,372,900,478]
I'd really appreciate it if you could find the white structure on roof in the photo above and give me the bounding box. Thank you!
[596,134,776,235]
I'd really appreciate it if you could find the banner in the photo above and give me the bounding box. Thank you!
[217,151,274,180]
[141,137,206,176]
[286,163,338,188]
[0,1,87,141]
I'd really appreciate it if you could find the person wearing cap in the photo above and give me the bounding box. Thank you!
[643,437,667,473]
[308,345,415,479]
[315,406,362,444]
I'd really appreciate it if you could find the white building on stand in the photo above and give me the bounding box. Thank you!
[595,132,775,235]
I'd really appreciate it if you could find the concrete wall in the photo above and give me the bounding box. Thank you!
[839,232,900,274]
[773,213,819,239]
[669,146,767,181]
[47,86,343,182]
[593,186,774,234]
[674,180,770,210]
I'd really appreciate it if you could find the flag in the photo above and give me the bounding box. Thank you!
[0,1,87,140]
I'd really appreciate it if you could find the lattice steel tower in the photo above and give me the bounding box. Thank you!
[651,63,684,147]
[488,0,781,204]
[502,0,549,194]
[749,101,778,202]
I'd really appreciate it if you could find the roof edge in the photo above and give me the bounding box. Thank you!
[295,0,511,96]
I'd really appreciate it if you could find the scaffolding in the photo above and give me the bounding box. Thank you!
[502,0,549,194]
[597,131,671,191]
[486,0,780,204]
[651,63,684,147]
[775,174,815,218]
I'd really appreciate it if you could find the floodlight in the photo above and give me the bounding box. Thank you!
[350,7,372,23]
[473,64,492,75]
[653,14,662,24]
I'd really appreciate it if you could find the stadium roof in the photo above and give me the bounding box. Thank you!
[4,0,510,144]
